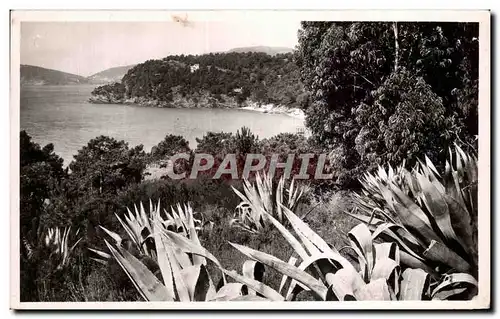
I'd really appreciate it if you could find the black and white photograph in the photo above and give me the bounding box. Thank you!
[10,10,490,309]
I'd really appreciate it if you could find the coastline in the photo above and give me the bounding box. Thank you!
[238,102,306,120]
[88,96,306,120]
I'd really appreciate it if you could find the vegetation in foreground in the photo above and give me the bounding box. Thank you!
[19,128,478,302]
[19,22,479,302]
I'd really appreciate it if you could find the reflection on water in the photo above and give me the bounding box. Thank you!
[20,85,305,165]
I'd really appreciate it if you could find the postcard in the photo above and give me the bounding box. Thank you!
[10,9,491,310]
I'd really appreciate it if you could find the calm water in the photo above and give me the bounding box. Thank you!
[20,85,305,165]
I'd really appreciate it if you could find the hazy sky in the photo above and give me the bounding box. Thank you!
[21,20,301,76]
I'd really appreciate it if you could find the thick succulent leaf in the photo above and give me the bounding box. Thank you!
[431,273,478,299]
[285,254,350,300]
[214,282,247,301]
[264,212,309,260]
[88,247,111,260]
[400,268,430,300]
[229,242,328,300]
[242,260,265,282]
[280,204,339,255]
[348,223,374,282]
[152,213,175,298]
[164,243,190,302]
[343,210,385,228]
[416,173,466,250]
[399,251,439,279]
[171,240,192,266]
[195,264,217,301]
[228,295,270,301]
[423,240,471,273]
[371,258,400,296]
[99,226,122,245]
[276,177,284,222]
[325,268,364,301]
[161,229,223,268]
[385,183,442,245]
[374,227,424,261]
[139,201,152,233]
[222,269,284,301]
[374,242,399,264]
[372,223,424,257]
[184,204,205,266]
[424,155,441,179]
[443,193,476,264]
[115,213,141,249]
[354,278,393,301]
[181,265,202,300]
[104,240,174,301]
[242,260,265,296]
[180,264,216,301]
[432,288,468,300]
[279,256,298,294]
[285,282,307,301]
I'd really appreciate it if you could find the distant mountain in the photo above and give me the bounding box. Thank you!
[87,64,136,84]
[20,65,88,86]
[228,46,294,56]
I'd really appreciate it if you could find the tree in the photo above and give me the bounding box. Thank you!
[296,22,478,186]
[354,68,451,167]
[20,131,65,239]
[19,131,66,301]
[92,51,306,109]
[41,136,148,249]
[69,136,147,195]
[150,134,191,163]
[234,126,259,155]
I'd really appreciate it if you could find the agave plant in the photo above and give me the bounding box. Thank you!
[230,172,308,233]
[90,200,213,264]
[348,144,478,284]
[40,227,83,270]
[97,196,477,301]
[99,200,278,301]
[228,205,478,301]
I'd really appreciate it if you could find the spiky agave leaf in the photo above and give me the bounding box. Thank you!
[42,226,83,270]
[104,239,175,301]
[231,172,308,233]
[229,242,329,300]
[222,268,283,301]
[431,273,478,300]
[399,268,431,300]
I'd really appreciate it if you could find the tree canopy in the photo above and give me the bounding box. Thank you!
[91,52,309,109]
[296,22,478,186]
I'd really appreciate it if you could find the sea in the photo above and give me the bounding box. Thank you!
[20,84,305,165]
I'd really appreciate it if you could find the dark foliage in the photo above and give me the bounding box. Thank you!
[296,22,478,187]
[91,52,309,109]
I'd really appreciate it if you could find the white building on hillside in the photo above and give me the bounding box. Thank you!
[190,64,200,73]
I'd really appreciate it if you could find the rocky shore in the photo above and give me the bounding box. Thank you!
[88,94,306,120]
[239,102,305,120]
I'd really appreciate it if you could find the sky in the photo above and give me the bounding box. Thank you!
[20,20,301,77]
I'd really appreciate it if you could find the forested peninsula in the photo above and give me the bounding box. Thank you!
[88,52,310,112]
